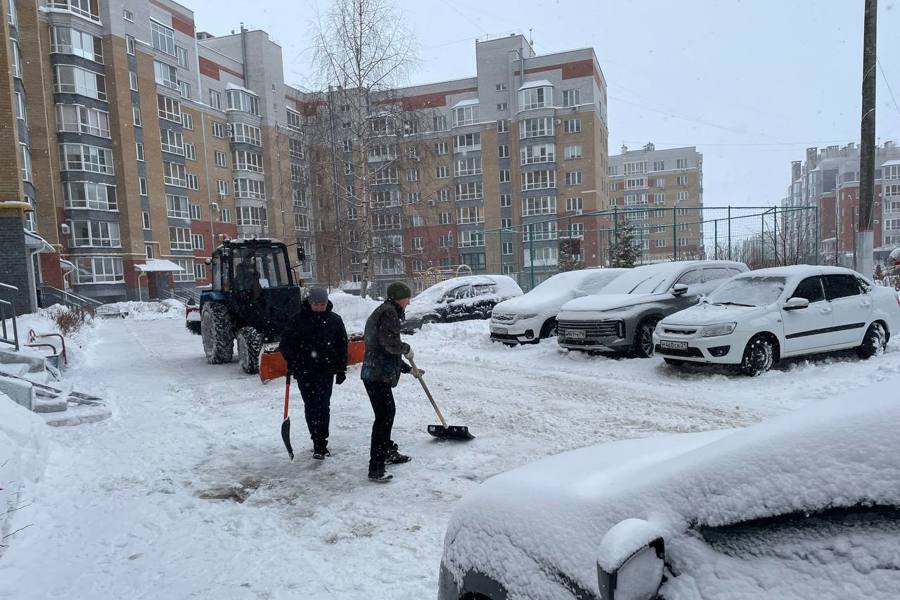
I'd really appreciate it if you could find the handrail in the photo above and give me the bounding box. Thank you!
[0,282,20,351]
[40,285,102,308]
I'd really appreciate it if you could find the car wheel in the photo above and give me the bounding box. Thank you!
[663,358,684,367]
[857,322,887,359]
[539,318,557,339]
[633,318,660,358]
[422,315,438,326]
[740,334,776,376]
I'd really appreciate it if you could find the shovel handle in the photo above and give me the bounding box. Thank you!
[407,357,448,428]
[283,374,291,421]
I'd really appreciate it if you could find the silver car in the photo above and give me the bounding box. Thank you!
[556,261,748,357]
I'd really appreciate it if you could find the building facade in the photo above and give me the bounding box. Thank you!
[607,143,704,263]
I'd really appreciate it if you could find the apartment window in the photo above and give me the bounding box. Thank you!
[625,178,647,190]
[522,196,557,216]
[502,242,513,256]
[439,212,453,225]
[17,144,30,182]
[523,221,558,242]
[129,71,138,91]
[211,121,225,138]
[497,119,509,133]
[566,197,583,212]
[521,143,555,165]
[194,263,207,280]
[286,108,303,131]
[234,178,266,200]
[625,193,647,206]
[286,139,303,160]
[406,192,421,205]
[562,89,580,107]
[163,162,187,187]
[655,239,666,248]
[138,177,147,196]
[54,65,106,100]
[564,145,583,160]
[456,182,483,201]
[342,139,353,153]
[226,89,260,115]
[56,104,110,137]
[294,213,310,232]
[886,165,900,180]
[178,80,191,99]
[500,169,510,183]
[191,234,204,250]
[291,163,304,182]
[122,8,134,22]
[65,182,117,211]
[50,26,104,63]
[434,141,449,155]
[220,207,231,223]
[214,151,227,168]
[652,160,665,171]
[655,177,665,188]
[456,206,484,225]
[126,35,135,55]
[142,211,151,229]
[14,92,26,123]
[500,194,511,207]
[653,193,665,205]
[150,20,176,56]
[70,220,120,248]
[160,128,184,155]
[169,226,192,251]
[209,90,222,110]
[519,86,551,110]
[166,194,190,219]
[500,218,512,229]
[568,223,585,238]
[521,169,556,191]
[677,191,689,201]
[676,175,689,186]
[520,117,554,139]
[564,119,581,134]
[608,165,618,176]
[186,174,199,190]
[189,204,202,220]
[344,162,354,175]
[182,112,194,130]
[411,237,424,251]
[436,166,449,179]
[499,144,510,159]
[73,256,124,284]
[624,161,647,175]
[496,82,507,91]
[459,232,485,249]
[232,123,261,145]
[7,0,15,25]
[132,106,142,127]
[451,103,479,127]
[454,132,481,152]
[184,143,196,161]
[59,143,114,174]
[157,94,181,122]
[233,150,264,173]
[676,158,689,169]
[176,46,189,69]
[154,60,178,89]
[496,103,507,112]
[455,157,482,177]
[406,168,419,182]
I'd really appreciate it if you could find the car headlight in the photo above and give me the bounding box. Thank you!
[700,322,737,337]
[518,313,538,321]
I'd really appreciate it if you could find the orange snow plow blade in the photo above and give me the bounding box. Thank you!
[259,336,366,384]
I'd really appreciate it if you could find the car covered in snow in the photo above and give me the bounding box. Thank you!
[438,377,900,600]
[489,268,627,344]
[654,265,900,375]
[556,261,748,357]
[401,275,523,333]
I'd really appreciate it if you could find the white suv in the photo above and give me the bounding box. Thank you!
[654,265,900,375]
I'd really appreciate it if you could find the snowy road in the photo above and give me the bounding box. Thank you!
[3,312,899,599]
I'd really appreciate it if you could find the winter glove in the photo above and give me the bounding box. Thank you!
[400,362,412,374]
[411,367,424,379]
[401,342,411,356]
[335,372,346,385]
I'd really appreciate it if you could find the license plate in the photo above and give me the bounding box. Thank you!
[491,327,508,335]
[660,340,688,351]
[565,329,585,340]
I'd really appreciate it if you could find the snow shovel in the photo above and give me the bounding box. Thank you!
[281,374,294,460]
[407,357,474,441]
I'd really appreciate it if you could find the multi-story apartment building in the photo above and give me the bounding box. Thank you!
[2,3,607,307]
[780,142,900,268]
[607,143,704,263]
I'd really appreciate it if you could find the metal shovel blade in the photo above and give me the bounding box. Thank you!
[427,424,474,441]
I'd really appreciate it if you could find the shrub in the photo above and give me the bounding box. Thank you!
[52,305,93,335]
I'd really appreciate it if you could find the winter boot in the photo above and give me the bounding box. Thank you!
[312,452,325,460]
[385,449,411,465]
[368,467,393,483]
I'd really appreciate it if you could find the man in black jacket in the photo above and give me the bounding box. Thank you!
[361,282,421,482]
[279,287,348,460]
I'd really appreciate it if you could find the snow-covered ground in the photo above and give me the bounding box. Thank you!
[1,297,898,599]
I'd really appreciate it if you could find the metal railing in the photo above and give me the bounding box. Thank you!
[0,282,20,351]
[40,285,102,310]
[160,287,195,304]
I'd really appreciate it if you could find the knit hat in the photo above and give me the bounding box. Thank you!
[386,282,412,301]
[307,287,328,304]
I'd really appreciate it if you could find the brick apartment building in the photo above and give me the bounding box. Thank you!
[607,143,704,263]
[2,1,610,307]
[781,142,900,268]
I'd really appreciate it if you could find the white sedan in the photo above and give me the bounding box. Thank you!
[653,265,900,375]
[489,268,627,344]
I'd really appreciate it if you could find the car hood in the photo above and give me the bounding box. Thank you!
[493,292,572,316]
[661,303,770,326]
[441,378,900,599]
[559,293,667,314]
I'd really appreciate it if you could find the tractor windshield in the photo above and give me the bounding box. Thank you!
[233,246,292,289]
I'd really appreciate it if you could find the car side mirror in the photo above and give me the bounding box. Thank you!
[671,283,689,296]
[783,297,809,311]
[598,519,666,600]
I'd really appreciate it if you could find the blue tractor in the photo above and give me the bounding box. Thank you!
[192,238,303,374]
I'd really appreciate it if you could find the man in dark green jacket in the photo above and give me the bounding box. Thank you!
[361,282,420,482]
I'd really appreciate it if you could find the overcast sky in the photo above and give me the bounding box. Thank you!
[186,0,900,210]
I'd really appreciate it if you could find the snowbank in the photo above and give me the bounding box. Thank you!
[327,291,380,334]
[0,392,48,551]
[103,300,185,321]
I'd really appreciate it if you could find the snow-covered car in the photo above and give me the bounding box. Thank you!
[489,268,627,344]
[556,261,748,357]
[438,378,900,600]
[185,299,201,334]
[401,275,523,333]
[654,265,900,375]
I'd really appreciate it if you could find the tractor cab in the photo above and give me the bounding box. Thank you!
[199,239,302,373]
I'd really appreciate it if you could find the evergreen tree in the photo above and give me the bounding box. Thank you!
[609,221,639,267]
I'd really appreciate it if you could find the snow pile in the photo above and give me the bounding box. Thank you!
[327,291,380,334]
[105,300,186,321]
[2,305,97,371]
[0,392,48,551]
[443,376,900,599]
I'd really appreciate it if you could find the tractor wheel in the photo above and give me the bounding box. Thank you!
[201,302,234,364]
[237,326,263,374]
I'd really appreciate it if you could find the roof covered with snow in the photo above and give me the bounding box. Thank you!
[451,98,479,108]
[518,79,554,91]
[134,259,184,273]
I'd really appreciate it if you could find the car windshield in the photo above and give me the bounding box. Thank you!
[707,276,787,307]
[599,266,678,295]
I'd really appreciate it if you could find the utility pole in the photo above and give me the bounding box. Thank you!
[857,0,877,279]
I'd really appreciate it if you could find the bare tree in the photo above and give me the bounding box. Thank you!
[312,0,416,297]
